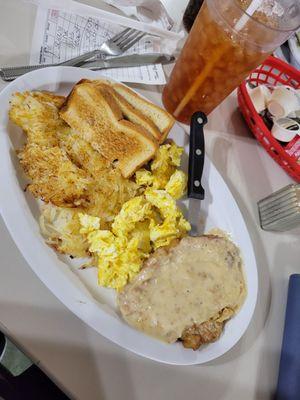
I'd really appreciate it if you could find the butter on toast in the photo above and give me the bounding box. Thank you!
[59,81,158,178]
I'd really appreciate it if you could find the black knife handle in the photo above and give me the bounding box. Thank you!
[188,111,207,200]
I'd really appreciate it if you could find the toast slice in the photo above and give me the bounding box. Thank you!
[112,82,174,142]
[59,81,158,178]
[92,80,162,142]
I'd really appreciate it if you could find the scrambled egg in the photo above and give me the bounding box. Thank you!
[11,90,190,292]
[165,170,187,199]
[38,140,190,291]
[79,212,147,290]
[78,142,191,291]
[145,189,190,249]
[135,143,184,190]
[79,190,190,291]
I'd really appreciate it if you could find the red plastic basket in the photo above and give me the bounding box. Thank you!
[237,55,300,182]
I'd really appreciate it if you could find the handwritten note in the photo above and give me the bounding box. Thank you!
[30,7,167,84]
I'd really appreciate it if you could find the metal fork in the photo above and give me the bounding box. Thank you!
[258,184,300,231]
[61,27,146,64]
[0,28,146,81]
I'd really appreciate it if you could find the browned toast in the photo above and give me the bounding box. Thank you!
[112,82,174,142]
[59,81,158,178]
[92,80,162,142]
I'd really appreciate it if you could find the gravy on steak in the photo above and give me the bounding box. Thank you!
[117,234,247,345]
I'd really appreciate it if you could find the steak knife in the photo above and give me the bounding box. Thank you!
[187,111,207,237]
[0,53,175,81]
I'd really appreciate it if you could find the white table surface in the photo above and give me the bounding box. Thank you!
[0,1,299,399]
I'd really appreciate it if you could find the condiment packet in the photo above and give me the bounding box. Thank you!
[285,135,300,163]
[268,86,300,119]
[246,83,272,114]
[271,117,300,142]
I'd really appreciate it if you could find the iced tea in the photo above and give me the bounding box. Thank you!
[163,0,300,123]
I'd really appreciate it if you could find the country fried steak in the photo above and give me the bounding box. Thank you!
[117,234,246,350]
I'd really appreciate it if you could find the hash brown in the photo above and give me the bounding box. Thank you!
[10,90,140,218]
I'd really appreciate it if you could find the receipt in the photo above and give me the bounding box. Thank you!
[30,5,170,84]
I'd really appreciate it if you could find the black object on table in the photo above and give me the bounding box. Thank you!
[183,0,204,32]
[0,331,70,400]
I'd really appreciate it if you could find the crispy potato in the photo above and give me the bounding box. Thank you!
[19,144,92,207]
[10,90,140,217]
[9,91,67,147]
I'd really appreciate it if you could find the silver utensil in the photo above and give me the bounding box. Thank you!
[258,183,300,231]
[0,53,174,82]
[0,28,146,82]
[187,111,207,236]
[80,53,174,70]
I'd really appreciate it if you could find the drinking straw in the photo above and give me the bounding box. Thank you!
[234,0,263,31]
[174,0,264,118]
[173,45,229,118]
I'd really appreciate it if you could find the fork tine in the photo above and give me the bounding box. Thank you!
[110,27,132,43]
[120,32,146,52]
[115,29,141,46]
[113,28,138,45]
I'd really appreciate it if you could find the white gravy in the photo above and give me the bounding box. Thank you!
[118,234,247,343]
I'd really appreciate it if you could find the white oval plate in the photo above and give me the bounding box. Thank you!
[0,67,258,365]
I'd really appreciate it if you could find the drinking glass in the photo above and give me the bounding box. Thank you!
[162,0,300,123]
